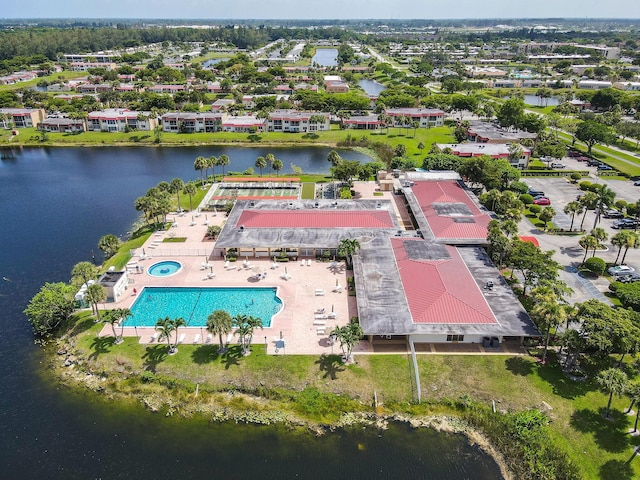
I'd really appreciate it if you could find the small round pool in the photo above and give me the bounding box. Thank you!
[147,260,182,277]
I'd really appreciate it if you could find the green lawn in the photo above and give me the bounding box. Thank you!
[0,70,86,92]
[301,182,316,199]
[101,229,153,272]
[68,312,640,479]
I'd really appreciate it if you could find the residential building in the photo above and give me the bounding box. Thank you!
[160,112,225,133]
[384,108,445,128]
[613,82,640,92]
[211,99,235,111]
[38,117,86,133]
[221,115,266,133]
[0,70,38,85]
[466,121,537,145]
[578,80,612,90]
[324,75,350,93]
[0,108,46,128]
[434,143,531,169]
[342,114,384,130]
[86,109,158,132]
[147,85,185,94]
[69,62,117,72]
[267,110,330,133]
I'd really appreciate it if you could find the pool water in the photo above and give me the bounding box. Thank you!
[147,260,182,277]
[127,287,282,327]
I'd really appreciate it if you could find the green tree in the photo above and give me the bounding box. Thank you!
[575,120,615,154]
[207,155,217,181]
[194,155,207,185]
[496,97,525,130]
[103,308,131,345]
[338,238,361,269]
[218,154,230,176]
[417,141,425,154]
[85,282,106,321]
[182,181,197,211]
[578,192,598,230]
[626,382,640,431]
[621,231,640,264]
[98,234,121,259]
[155,316,177,355]
[255,156,267,177]
[507,240,560,295]
[24,282,75,339]
[327,150,342,167]
[207,309,233,354]
[539,206,556,231]
[579,235,599,264]
[331,322,363,363]
[563,201,584,231]
[594,185,616,227]
[596,368,628,418]
[71,261,97,288]
[233,314,263,355]
[394,144,407,157]
[169,178,184,210]
[265,153,275,175]
[530,285,568,362]
[272,158,283,177]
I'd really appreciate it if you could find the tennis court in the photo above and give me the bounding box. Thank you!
[208,180,301,208]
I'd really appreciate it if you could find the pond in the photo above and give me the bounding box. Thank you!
[312,48,338,67]
[0,147,503,479]
[358,79,386,96]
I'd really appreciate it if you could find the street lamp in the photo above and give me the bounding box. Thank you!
[264,336,267,354]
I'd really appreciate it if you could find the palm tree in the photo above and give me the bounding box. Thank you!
[596,368,628,418]
[207,309,233,354]
[233,313,263,355]
[169,178,184,211]
[155,316,177,354]
[71,261,97,288]
[417,141,425,154]
[255,156,267,177]
[217,154,230,177]
[412,121,419,138]
[272,158,283,177]
[172,317,187,351]
[207,156,217,181]
[594,184,616,227]
[563,201,584,231]
[327,150,342,167]
[530,286,567,363]
[182,181,197,211]
[611,231,632,265]
[590,227,608,257]
[621,231,640,264]
[539,206,556,231]
[85,283,106,321]
[194,156,207,186]
[331,322,363,363]
[103,310,123,344]
[625,382,640,415]
[579,235,598,264]
[265,153,275,175]
[338,238,360,269]
[578,192,598,230]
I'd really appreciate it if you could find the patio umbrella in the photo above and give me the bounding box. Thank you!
[210,266,214,274]
[252,265,266,274]
[332,304,334,313]
[336,279,339,287]
[142,248,146,256]
[284,266,287,274]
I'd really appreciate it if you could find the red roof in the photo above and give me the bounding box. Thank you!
[411,181,490,240]
[519,236,539,247]
[236,210,395,229]
[392,239,497,325]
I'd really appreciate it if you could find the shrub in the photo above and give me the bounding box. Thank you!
[520,194,534,205]
[529,205,542,215]
[609,281,623,293]
[616,282,640,311]
[509,181,529,194]
[579,181,592,191]
[570,172,582,182]
[587,183,602,193]
[583,257,606,276]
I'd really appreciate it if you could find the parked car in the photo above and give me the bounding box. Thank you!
[567,150,581,157]
[608,265,635,276]
[527,189,545,197]
[587,159,602,166]
[603,209,624,219]
[577,156,590,162]
[612,218,639,229]
[616,273,640,283]
[633,180,640,186]
[597,164,613,171]
[533,197,551,205]
[551,162,567,169]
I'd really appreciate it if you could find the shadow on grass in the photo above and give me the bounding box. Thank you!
[599,458,635,480]
[570,408,631,453]
[191,344,222,364]
[142,345,168,373]
[316,353,345,380]
[536,361,595,400]
[88,336,113,361]
[68,316,97,337]
[505,356,534,376]
[223,345,243,370]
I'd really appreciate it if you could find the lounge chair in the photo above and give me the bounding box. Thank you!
[193,334,200,344]
[315,289,325,296]
[301,260,305,267]
[314,308,325,314]
[207,272,216,279]
[327,312,337,319]
[307,259,312,266]
[206,333,213,343]
[178,333,186,344]
[333,285,343,293]
[313,320,326,326]
[280,273,291,280]
[317,328,326,335]
[224,260,230,268]
[150,332,159,343]
[315,314,328,320]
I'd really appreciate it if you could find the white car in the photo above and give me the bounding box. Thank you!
[551,162,566,169]
[608,265,635,276]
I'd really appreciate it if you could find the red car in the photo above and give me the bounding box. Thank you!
[533,197,551,205]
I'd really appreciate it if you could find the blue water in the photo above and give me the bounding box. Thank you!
[312,48,338,67]
[358,79,386,96]
[128,286,281,327]
[148,260,182,277]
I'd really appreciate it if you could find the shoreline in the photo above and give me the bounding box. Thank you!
[48,336,513,480]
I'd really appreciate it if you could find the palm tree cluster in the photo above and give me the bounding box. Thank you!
[134,181,174,227]
[330,322,363,363]
[103,308,132,344]
[155,316,187,355]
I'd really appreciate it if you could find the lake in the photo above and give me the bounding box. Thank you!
[312,48,338,67]
[0,146,503,479]
[358,79,386,96]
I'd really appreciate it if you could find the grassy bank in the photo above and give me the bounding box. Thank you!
[51,312,640,479]
[0,125,454,158]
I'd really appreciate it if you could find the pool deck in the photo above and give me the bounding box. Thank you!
[97,181,402,355]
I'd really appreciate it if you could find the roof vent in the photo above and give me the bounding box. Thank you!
[314,201,319,208]
[239,225,244,230]
[289,202,294,208]
[249,201,255,207]
[376,202,381,208]
[396,230,403,236]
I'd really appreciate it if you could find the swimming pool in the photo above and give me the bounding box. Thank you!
[126,287,282,328]
[147,261,182,277]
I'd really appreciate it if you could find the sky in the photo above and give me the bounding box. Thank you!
[2,0,640,20]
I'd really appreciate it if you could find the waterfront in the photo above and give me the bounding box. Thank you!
[312,48,338,67]
[0,147,503,479]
